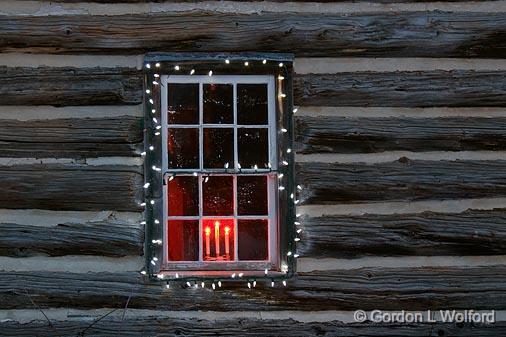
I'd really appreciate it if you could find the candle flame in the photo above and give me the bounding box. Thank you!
[214,221,220,227]
[224,226,230,235]
[205,226,211,236]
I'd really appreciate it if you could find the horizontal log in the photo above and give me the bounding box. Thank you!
[0,164,143,211]
[297,159,506,204]
[4,68,506,108]
[0,67,142,106]
[296,116,506,154]
[0,117,143,158]
[0,12,505,57]
[299,209,506,258]
[0,221,143,257]
[1,318,504,337]
[2,267,506,311]
[294,71,506,107]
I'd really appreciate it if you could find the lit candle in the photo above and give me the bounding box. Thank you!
[214,221,220,256]
[205,226,211,257]
[224,226,230,258]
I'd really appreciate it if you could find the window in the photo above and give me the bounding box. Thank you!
[143,54,295,280]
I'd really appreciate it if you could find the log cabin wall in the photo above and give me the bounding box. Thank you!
[1,1,506,336]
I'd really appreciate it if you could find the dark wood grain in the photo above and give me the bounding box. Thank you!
[0,67,142,106]
[0,221,143,257]
[2,266,506,311]
[296,116,506,154]
[4,68,506,108]
[0,164,143,211]
[1,318,504,337]
[0,117,143,158]
[0,12,504,57]
[297,160,506,204]
[299,209,506,258]
[293,71,506,107]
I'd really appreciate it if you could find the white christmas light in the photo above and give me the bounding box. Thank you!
[212,283,216,290]
[271,281,275,287]
[186,282,191,287]
[279,62,284,67]
[190,69,195,75]
[231,273,236,278]
[156,125,162,130]
[283,280,287,287]
[151,109,156,114]
[168,175,174,181]
[278,173,284,179]
[290,193,294,199]
[155,63,160,68]
[287,148,292,153]
[152,165,161,171]
[154,219,160,224]
[154,74,160,78]
[225,59,230,64]
[278,186,285,191]
[282,160,289,166]
[281,128,288,133]
[294,200,300,204]
[293,107,298,113]
[238,273,244,278]
[218,281,222,287]
[297,185,303,191]
[296,213,301,217]
[294,221,300,225]
[174,65,180,71]
[204,176,209,183]
[294,253,300,258]
[166,283,170,289]
[294,237,301,242]
[262,59,267,64]
[150,260,156,266]
[193,172,198,177]
[152,81,159,85]
[247,282,251,289]
[253,164,258,170]
[201,281,205,288]
[141,221,146,225]
[208,70,213,76]
[287,251,292,256]
[150,199,155,205]
[149,99,154,104]
[244,61,249,66]
[143,183,150,188]
[155,132,160,136]
[279,93,286,98]
[237,163,242,169]
[140,270,147,275]
[224,162,229,169]
[140,151,146,156]
[145,89,151,94]
[145,63,151,69]
[175,273,179,278]
[140,202,146,207]
[264,268,268,275]
[278,75,285,80]
[152,117,158,123]
[296,229,302,234]
[253,280,257,287]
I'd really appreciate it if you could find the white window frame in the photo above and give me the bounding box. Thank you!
[160,75,279,273]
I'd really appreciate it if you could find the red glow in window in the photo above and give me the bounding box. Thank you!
[202,219,235,261]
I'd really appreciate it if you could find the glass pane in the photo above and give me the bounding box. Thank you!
[167,220,199,261]
[168,83,199,124]
[238,128,269,168]
[168,128,199,169]
[204,128,234,169]
[203,84,233,124]
[237,176,268,215]
[238,219,268,261]
[202,219,235,261]
[237,84,268,125]
[203,176,233,216]
[168,176,198,216]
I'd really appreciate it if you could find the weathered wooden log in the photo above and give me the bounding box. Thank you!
[299,209,506,258]
[0,164,143,211]
[297,160,506,204]
[3,68,506,108]
[1,318,504,337]
[0,221,143,257]
[0,12,504,57]
[0,67,142,106]
[294,71,506,107]
[2,266,506,311]
[0,117,143,158]
[296,116,506,154]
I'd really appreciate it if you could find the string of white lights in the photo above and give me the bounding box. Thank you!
[140,58,301,290]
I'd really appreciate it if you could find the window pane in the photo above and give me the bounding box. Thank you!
[204,84,233,124]
[168,84,199,124]
[237,84,268,125]
[203,176,233,216]
[238,219,268,261]
[237,176,267,215]
[168,176,198,216]
[238,128,269,168]
[167,220,199,261]
[202,219,234,261]
[204,128,234,169]
[168,128,199,169]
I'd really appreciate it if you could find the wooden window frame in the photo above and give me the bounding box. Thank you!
[143,53,295,281]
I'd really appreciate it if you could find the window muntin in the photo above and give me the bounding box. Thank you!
[161,75,278,271]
